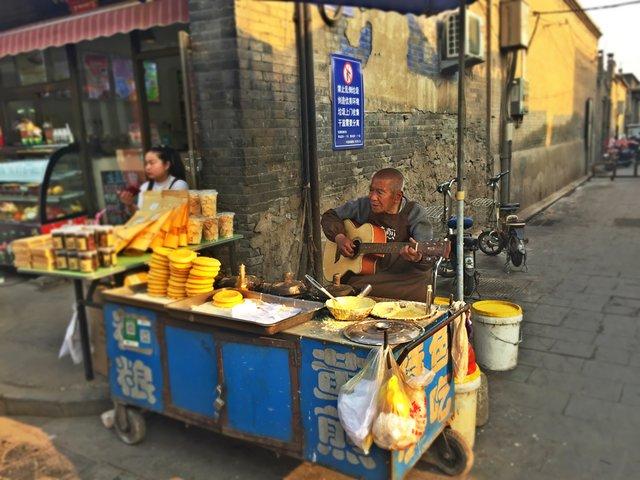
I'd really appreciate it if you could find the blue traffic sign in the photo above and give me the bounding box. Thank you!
[331,54,364,150]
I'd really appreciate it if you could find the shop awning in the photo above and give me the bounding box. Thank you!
[0,0,189,59]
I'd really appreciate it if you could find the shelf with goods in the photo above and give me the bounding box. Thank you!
[0,145,89,265]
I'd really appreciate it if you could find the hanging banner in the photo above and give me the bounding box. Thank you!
[331,54,364,150]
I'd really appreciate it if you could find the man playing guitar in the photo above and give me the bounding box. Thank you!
[321,168,436,301]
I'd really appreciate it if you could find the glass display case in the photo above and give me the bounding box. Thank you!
[0,144,89,264]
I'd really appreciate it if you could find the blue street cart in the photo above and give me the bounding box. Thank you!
[101,287,472,478]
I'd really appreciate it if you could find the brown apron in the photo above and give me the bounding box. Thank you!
[344,202,432,302]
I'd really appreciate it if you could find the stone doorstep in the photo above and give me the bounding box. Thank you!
[0,381,111,418]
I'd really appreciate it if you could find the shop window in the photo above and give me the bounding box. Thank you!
[138,24,181,52]
[16,51,47,86]
[0,57,18,87]
[48,47,70,81]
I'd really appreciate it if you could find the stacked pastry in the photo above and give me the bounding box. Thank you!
[167,249,197,299]
[186,257,221,297]
[147,247,172,297]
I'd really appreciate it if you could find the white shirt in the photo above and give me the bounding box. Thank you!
[137,175,189,208]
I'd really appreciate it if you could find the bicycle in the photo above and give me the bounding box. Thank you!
[477,171,527,269]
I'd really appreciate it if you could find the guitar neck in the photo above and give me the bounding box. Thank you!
[358,242,443,256]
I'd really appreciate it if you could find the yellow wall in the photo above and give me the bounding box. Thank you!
[517,0,599,147]
[610,76,628,137]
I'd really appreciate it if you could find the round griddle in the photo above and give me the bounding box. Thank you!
[343,319,423,346]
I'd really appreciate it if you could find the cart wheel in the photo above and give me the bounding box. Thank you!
[114,404,146,445]
[421,428,473,477]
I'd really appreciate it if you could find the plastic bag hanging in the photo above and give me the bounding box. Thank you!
[337,345,385,454]
[372,346,419,450]
[451,300,470,382]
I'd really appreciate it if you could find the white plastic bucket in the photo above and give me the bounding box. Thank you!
[450,370,482,449]
[472,300,523,371]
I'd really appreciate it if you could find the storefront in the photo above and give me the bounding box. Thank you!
[0,0,193,263]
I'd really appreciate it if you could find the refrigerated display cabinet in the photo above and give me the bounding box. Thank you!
[0,144,88,265]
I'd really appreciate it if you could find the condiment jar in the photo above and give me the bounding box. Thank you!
[98,247,117,268]
[78,251,95,273]
[52,229,65,250]
[54,250,68,270]
[76,229,95,252]
[67,251,79,271]
[63,229,77,251]
[96,226,115,248]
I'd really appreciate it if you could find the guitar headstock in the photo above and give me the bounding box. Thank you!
[417,239,451,263]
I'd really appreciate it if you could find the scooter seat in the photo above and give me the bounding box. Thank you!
[448,216,474,229]
[499,203,520,212]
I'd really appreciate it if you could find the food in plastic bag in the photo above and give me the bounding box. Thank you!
[451,300,470,382]
[404,369,434,439]
[372,348,417,450]
[337,346,384,454]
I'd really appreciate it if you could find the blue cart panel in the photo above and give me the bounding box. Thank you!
[104,302,164,412]
[165,325,218,418]
[221,341,294,443]
[299,326,453,480]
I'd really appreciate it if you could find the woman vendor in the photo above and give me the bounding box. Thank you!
[119,146,189,213]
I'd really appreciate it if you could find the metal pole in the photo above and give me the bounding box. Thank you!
[302,4,324,280]
[456,0,467,301]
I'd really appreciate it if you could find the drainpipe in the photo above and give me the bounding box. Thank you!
[455,0,467,301]
[294,3,323,279]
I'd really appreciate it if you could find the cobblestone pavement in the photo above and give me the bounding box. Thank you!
[470,175,640,479]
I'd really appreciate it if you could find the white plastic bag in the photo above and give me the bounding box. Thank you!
[58,304,83,364]
[337,346,385,454]
[451,300,469,382]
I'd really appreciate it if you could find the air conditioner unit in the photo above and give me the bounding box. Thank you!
[439,10,485,72]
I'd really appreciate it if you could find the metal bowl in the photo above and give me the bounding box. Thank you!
[325,296,376,321]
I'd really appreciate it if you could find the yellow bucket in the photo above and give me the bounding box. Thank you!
[472,300,523,371]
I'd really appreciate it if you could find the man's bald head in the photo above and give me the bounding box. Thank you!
[372,168,404,194]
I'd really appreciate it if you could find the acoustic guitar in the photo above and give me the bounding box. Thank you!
[322,220,451,282]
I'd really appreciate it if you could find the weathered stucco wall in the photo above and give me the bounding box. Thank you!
[190,0,600,279]
[510,0,599,205]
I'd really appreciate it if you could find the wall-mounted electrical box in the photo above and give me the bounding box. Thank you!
[439,10,485,72]
[510,77,529,118]
[500,0,529,50]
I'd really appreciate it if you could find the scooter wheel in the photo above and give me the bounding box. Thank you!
[509,235,525,267]
[478,231,503,256]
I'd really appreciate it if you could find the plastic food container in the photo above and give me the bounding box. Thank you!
[188,191,201,216]
[200,190,218,217]
[98,247,117,268]
[203,216,218,241]
[187,216,203,245]
[54,250,68,270]
[217,212,234,238]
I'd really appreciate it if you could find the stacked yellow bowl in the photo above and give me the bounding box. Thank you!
[147,247,173,297]
[212,289,244,308]
[167,249,197,299]
[186,257,221,297]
